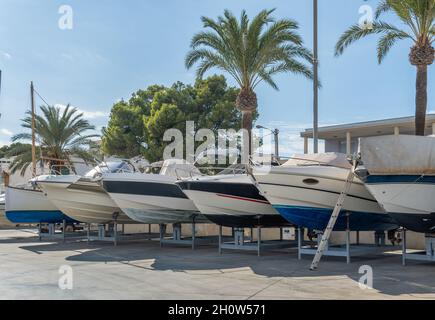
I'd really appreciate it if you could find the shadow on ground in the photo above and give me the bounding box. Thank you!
[12,237,435,297]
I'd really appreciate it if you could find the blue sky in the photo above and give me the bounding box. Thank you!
[0,0,433,154]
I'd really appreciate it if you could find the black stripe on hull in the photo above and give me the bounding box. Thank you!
[204,214,293,228]
[259,182,377,203]
[390,212,435,234]
[102,180,188,199]
[177,181,268,202]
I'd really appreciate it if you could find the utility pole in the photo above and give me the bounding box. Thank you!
[256,125,280,160]
[30,81,36,177]
[313,0,319,154]
[273,129,280,160]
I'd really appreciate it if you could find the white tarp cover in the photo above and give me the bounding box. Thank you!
[360,135,435,174]
[159,159,201,178]
[282,152,351,169]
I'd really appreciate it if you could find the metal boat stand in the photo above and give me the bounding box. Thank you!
[159,217,220,250]
[86,213,160,246]
[218,226,298,256]
[402,229,435,265]
[38,220,85,243]
[298,217,398,264]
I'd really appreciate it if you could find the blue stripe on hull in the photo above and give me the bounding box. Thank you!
[5,211,77,224]
[273,205,398,231]
[366,175,435,184]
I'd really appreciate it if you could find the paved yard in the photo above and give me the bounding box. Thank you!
[0,229,434,300]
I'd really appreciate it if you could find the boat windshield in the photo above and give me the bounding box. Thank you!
[217,164,246,175]
[84,162,134,178]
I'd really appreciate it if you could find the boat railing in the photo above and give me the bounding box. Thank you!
[95,160,137,174]
[49,164,77,176]
[173,165,247,180]
[263,155,353,168]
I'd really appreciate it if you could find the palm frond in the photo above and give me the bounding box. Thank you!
[375,0,392,19]
[186,9,313,92]
[335,21,412,57]
[377,30,412,63]
[10,104,97,174]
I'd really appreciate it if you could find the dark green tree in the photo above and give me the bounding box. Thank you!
[102,75,246,162]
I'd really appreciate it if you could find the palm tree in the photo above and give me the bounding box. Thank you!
[185,9,313,154]
[7,104,99,175]
[335,0,434,136]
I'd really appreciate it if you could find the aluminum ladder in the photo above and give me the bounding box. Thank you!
[310,163,356,270]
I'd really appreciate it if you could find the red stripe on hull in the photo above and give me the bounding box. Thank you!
[216,193,269,204]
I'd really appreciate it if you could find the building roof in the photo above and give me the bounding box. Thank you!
[301,114,435,140]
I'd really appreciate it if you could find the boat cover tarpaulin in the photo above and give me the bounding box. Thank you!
[360,135,435,174]
[160,159,201,178]
[283,152,351,169]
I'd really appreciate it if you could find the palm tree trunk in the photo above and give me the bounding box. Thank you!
[415,64,428,136]
[242,110,253,156]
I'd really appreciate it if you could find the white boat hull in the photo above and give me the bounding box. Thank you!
[5,186,73,223]
[365,175,435,233]
[102,173,207,224]
[36,176,136,224]
[253,165,398,231]
[178,175,289,227]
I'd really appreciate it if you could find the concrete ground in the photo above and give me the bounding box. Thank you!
[0,229,434,300]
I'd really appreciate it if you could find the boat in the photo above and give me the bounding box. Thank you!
[252,153,398,231]
[5,185,76,224]
[0,193,13,226]
[177,165,290,228]
[0,193,4,214]
[100,160,208,224]
[34,162,138,224]
[359,135,435,234]
[4,81,77,225]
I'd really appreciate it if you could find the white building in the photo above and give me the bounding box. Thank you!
[301,114,435,155]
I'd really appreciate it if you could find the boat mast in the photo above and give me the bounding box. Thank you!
[30,81,36,177]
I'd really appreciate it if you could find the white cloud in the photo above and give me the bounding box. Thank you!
[59,50,108,65]
[0,128,13,136]
[55,104,108,120]
[1,51,12,60]
[80,110,108,119]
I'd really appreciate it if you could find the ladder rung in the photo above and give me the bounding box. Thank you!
[310,168,356,270]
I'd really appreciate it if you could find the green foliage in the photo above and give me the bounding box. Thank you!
[102,75,247,162]
[101,101,145,158]
[185,9,313,91]
[0,143,29,159]
[8,105,99,175]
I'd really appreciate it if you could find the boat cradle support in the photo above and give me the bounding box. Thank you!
[298,217,398,264]
[402,229,435,265]
[38,220,84,243]
[159,217,220,250]
[218,225,298,256]
[86,213,160,246]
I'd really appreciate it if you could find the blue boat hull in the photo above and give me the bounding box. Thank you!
[6,210,77,224]
[274,205,398,231]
